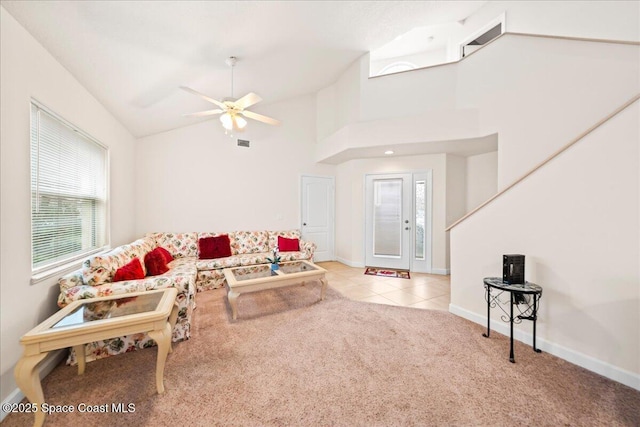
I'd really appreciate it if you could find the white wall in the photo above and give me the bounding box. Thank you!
[317,4,640,189]
[445,155,467,268]
[0,7,137,406]
[450,101,639,387]
[446,1,640,61]
[466,151,498,211]
[456,35,640,187]
[316,59,362,141]
[135,94,335,234]
[334,154,448,272]
[320,34,638,281]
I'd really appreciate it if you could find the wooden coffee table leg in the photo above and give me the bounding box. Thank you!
[14,352,48,427]
[228,289,240,320]
[73,345,86,375]
[148,321,171,394]
[320,277,328,300]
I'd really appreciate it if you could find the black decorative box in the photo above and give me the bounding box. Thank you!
[503,254,525,284]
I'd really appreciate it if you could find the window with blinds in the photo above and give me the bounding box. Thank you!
[30,101,108,273]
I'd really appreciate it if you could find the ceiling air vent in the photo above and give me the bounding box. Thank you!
[237,139,250,148]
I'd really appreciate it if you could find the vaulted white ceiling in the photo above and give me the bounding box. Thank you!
[1,1,485,138]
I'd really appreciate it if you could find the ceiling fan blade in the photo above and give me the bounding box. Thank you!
[234,92,262,110]
[241,110,281,126]
[182,109,224,118]
[179,86,226,109]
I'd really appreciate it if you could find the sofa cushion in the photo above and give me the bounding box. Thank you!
[199,235,232,259]
[278,236,300,251]
[275,251,310,263]
[152,232,198,258]
[157,247,173,264]
[268,230,301,249]
[229,230,269,255]
[127,236,156,276]
[113,258,145,282]
[145,248,170,276]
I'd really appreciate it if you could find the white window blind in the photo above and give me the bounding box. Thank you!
[30,101,108,272]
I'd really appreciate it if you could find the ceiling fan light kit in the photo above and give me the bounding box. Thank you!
[181,56,280,136]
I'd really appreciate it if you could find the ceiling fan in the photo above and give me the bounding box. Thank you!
[181,56,280,133]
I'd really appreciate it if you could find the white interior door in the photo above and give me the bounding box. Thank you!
[301,176,335,262]
[365,173,412,270]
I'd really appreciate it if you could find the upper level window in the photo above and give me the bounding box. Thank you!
[377,61,417,76]
[30,101,108,274]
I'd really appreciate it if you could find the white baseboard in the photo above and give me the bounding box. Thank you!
[1,350,66,422]
[448,304,640,391]
[431,268,450,275]
[335,257,365,268]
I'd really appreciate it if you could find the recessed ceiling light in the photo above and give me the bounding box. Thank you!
[385,150,394,155]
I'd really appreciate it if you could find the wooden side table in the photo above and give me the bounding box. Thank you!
[15,288,178,427]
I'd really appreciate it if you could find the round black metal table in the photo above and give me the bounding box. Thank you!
[483,277,543,363]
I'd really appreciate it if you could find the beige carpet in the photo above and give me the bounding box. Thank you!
[4,284,639,426]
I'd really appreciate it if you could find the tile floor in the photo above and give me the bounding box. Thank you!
[316,261,451,311]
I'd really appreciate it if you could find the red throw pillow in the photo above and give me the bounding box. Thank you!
[113,258,145,282]
[156,247,173,264]
[199,235,232,259]
[145,248,169,277]
[278,236,300,252]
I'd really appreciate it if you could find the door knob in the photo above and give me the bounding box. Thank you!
[303,223,307,226]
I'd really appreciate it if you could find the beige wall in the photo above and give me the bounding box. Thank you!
[0,7,137,405]
[450,102,639,387]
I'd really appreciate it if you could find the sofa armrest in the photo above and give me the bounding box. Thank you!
[58,270,85,293]
[58,274,193,308]
[299,239,317,261]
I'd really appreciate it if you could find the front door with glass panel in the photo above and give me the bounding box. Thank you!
[365,172,432,272]
[365,174,412,270]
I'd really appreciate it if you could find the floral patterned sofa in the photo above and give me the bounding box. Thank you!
[57,229,315,363]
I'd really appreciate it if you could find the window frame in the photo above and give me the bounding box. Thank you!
[30,99,110,281]
[377,61,418,76]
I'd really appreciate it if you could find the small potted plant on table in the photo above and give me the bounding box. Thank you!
[267,247,281,271]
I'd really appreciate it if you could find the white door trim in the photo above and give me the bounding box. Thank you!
[363,171,433,272]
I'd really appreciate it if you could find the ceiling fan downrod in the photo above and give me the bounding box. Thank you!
[226,56,237,99]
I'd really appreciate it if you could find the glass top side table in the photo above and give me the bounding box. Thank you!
[482,277,543,363]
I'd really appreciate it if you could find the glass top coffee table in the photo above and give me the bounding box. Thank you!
[223,260,328,320]
[15,288,178,427]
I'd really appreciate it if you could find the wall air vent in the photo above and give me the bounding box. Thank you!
[237,139,250,148]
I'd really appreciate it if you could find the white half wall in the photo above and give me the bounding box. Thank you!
[134,94,335,235]
[450,101,640,387]
[0,6,137,408]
